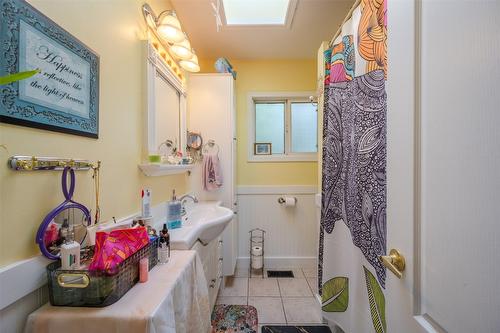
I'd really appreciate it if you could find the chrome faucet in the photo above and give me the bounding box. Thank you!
[179,194,198,216]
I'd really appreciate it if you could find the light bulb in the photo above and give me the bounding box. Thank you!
[170,38,193,60]
[157,11,184,43]
[179,52,200,72]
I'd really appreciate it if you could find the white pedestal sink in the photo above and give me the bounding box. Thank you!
[167,201,234,250]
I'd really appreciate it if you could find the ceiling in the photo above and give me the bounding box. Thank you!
[170,0,355,60]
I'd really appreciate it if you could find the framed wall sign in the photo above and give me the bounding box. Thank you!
[0,0,99,138]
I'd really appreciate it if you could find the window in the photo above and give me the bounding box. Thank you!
[255,102,285,154]
[222,0,296,27]
[248,92,318,162]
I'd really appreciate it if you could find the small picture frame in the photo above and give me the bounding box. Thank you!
[254,143,272,155]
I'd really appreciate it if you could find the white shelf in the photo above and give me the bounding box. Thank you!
[138,163,193,176]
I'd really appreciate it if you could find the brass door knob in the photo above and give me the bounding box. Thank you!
[380,249,406,279]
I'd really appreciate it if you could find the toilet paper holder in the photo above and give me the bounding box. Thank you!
[278,196,297,204]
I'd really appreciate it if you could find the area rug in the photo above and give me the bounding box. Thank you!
[261,326,332,333]
[211,304,258,333]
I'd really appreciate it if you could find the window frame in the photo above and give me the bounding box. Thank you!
[248,91,318,162]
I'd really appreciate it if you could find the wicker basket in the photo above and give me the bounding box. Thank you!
[47,237,158,307]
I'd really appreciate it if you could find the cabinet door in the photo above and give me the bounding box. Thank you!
[187,74,237,276]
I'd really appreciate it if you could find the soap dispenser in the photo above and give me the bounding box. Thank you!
[166,190,182,229]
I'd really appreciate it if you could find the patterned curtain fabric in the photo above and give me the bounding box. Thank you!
[319,0,388,332]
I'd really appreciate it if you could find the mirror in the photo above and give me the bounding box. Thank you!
[145,41,187,161]
[187,131,203,150]
[36,167,91,260]
[186,132,203,162]
[37,206,90,260]
[154,71,180,154]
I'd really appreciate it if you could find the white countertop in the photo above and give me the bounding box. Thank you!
[25,251,211,333]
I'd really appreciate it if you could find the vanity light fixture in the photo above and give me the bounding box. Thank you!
[142,3,200,72]
[179,50,201,72]
[142,4,158,30]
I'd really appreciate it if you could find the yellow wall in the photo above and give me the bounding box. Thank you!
[199,59,318,186]
[0,0,188,267]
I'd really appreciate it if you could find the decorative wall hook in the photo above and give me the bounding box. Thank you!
[8,155,96,171]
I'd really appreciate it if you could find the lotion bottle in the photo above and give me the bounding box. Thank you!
[142,189,152,217]
[60,219,80,270]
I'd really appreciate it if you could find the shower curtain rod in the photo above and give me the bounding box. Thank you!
[329,0,361,47]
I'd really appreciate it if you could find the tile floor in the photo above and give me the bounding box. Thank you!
[216,266,324,332]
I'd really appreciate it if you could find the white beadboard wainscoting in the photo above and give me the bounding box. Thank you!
[236,185,319,269]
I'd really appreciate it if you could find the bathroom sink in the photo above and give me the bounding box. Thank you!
[169,201,233,250]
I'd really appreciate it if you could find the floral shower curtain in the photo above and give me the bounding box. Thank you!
[319,0,388,332]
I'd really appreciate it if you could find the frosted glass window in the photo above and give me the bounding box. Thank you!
[291,102,317,153]
[251,95,318,161]
[255,102,285,154]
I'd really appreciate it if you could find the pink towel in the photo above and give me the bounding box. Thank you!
[203,154,223,191]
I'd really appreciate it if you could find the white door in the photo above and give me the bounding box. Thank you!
[386,1,500,332]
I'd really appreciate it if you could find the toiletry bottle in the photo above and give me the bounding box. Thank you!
[60,219,81,270]
[142,189,152,217]
[166,190,182,229]
[158,236,169,264]
[161,224,171,260]
[139,257,149,282]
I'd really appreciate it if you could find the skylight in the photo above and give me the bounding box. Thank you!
[222,0,292,26]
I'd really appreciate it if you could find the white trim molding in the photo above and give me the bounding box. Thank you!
[0,256,50,310]
[145,40,187,155]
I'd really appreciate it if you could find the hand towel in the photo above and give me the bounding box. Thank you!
[203,154,223,191]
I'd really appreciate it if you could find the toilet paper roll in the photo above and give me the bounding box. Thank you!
[284,196,296,207]
[251,246,263,256]
[251,256,263,269]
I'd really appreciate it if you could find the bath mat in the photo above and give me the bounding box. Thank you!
[211,304,258,333]
[267,270,294,278]
[261,326,332,333]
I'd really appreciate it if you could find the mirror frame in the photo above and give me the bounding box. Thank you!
[145,40,187,157]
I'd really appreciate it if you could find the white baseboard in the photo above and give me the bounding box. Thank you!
[237,256,317,269]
